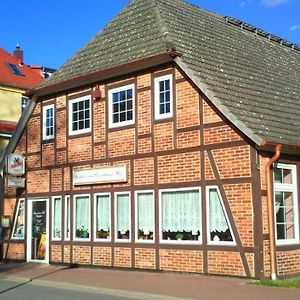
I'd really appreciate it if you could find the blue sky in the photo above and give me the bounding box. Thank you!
[1,0,299,69]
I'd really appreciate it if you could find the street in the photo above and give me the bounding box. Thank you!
[0,278,137,300]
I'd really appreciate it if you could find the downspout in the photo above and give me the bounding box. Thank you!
[265,144,281,280]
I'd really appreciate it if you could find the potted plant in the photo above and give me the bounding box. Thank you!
[176,232,184,240]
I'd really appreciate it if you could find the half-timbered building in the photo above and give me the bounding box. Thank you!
[1,0,300,279]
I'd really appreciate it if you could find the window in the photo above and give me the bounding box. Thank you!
[11,199,25,240]
[108,84,135,128]
[94,193,111,241]
[64,195,70,241]
[8,63,24,76]
[42,104,55,140]
[52,196,62,240]
[135,191,154,243]
[115,192,131,242]
[69,96,92,135]
[154,74,173,120]
[273,163,299,244]
[21,98,28,113]
[74,195,90,240]
[206,187,235,244]
[160,188,201,243]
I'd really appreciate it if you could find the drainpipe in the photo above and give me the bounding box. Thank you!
[265,144,281,280]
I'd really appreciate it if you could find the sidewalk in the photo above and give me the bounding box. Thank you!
[0,263,300,300]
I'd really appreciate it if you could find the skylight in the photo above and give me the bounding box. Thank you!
[8,63,24,76]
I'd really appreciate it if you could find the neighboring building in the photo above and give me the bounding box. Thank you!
[1,0,300,279]
[0,46,45,160]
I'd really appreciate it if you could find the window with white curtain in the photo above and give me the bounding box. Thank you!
[160,188,201,242]
[95,193,111,241]
[52,196,62,240]
[74,195,90,240]
[11,199,25,240]
[135,191,154,242]
[273,163,299,244]
[115,192,131,241]
[65,195,70,241]
[207,187,234,244]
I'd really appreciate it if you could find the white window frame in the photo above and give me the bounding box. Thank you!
[68,95,92,136]
[11,198,25,240]
[73,194,91,242]
[51,196,62,241]
[108,84,135,129]
[42,104,55,140]
[94,193,111,242]
[273,163,299,245]
[154,74,173,120]
[64,195,70,241]
[114,191,131,243]
[206,186,236,246]
[159,187,202,245]
[135,190,155,244]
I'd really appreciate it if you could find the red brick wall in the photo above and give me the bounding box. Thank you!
[3,243,25,260]
[51,245,62,263]
[114,247,131,268]
[208,251,245,276]
[135,248,156,270]
[160,249,203,273]
[72,246,91,265]
[93,247,112,266]
[3,65,262,277]
[277,250,300,276]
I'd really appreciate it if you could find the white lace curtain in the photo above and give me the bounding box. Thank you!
[117,194,130,233]
[76,196,89,232]
[53,198,62,238]
[137,193,154,234]
[209,189,229,232]
[96,195,110,231]
[162,190,200,232]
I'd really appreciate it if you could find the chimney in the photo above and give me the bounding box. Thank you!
[13,44,24,65]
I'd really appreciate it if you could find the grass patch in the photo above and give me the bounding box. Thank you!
[252,277,300,289]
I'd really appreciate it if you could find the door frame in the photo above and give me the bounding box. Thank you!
[27,198,49,264]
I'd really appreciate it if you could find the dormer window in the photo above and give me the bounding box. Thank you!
[7,63,24,76]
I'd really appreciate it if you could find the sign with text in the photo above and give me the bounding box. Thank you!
[73,165,127,186]
[7,177,25,188]
[7,154,25,176]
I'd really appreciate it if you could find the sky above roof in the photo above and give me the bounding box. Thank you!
[1,0,299,69]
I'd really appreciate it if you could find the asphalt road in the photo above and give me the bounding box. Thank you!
[0,278,134,300]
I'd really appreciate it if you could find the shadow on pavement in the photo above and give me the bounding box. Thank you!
[0,264,73,295]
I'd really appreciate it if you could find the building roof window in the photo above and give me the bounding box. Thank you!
[7,63,24,77]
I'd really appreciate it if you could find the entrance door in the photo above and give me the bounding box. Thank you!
[27,199,49,263]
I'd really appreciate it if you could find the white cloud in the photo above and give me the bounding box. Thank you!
[239,1,247,7]
[262,0,292,7]
[290,24,300,31]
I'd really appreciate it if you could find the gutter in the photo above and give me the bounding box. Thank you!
[265,144,282,280]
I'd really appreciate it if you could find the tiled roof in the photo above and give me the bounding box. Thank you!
[0,48,44,90]
[33,0,300,147]
[0,121,16,135]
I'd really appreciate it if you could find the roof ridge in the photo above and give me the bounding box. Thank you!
[153,0,176,51]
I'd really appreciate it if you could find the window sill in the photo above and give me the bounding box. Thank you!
[160,240,202,245]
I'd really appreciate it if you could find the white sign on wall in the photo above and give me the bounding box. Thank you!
[7,177,25,188]
[73,165,127,186]
[7,154,25,176]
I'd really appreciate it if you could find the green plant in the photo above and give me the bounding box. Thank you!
[76,226,89,238]
[176,232,184,240]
